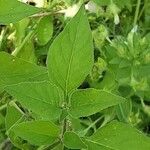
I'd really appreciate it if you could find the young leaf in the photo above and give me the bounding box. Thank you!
[47,6,94,93]
[0,0,41,25]
[5,81,62,120]
[10,121,60,146]
[37,16,53,46]
[69,88,125,118]
[63,131,87,149]
[86,121,150,150]
[0,52,48,89]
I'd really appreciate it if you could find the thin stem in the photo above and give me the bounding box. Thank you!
[133,0,141,27]
[0,103,7,111]
[140,97,145,108]
[61,94,69,150]
[30,10,64,18]
[81,116,104,136]
[11,19,41,56]
[9,101,25,115]
[138,0,147,20]
[12,30,34,56]
[0,27,7,50]
[118,104,128,122]
[30,0,90,18]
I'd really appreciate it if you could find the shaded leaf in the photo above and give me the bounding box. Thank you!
[37,16,53,46]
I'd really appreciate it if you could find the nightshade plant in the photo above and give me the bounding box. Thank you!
[0,0,150,150]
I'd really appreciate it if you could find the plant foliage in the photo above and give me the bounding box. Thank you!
[0,0,150,149]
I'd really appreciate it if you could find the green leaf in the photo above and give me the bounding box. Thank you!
[116,100,132,122]
[5,81,62,120]
[0,0,41,25]
[92,0,110,6]
[0,52,48,89]
[14,18,30,47]
[47,6,94,93]
[37,16,53,46]
[10,120,60,146]
[139,64,150,78]
[0,113,4,127]
[5,105,22,131]
[0,133,4,143]
[17,40,37,63]
[86,121,150,150]
[63,132,87,149]
[69,88,125,118]
[93,0,131,9]
[85,140,113,150]
[5,105,31,149]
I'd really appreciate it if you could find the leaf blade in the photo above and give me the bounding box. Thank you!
[87,121,150,150]
[0,52,48,89]
[5,81,62,120]
[69,88,125,118]
[47,6,94,93]
[10,120,60,146]
[63,131,87,149]
[0,0,41,24]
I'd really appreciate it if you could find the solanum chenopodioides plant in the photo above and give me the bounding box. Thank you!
[1,5,150,150]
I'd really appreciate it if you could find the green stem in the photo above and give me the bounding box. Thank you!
[0,104,7,111]
[12,30,34,56]
[61,94,69,150]
[118,104,128,122]
[138,0,147,20]
[81,116,103,136]
[11,19,41,56]
[133,0,141,27]
[9,101,25,115]
[0,27,7,50]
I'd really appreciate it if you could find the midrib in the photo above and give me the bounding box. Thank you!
[65,13,82,94]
